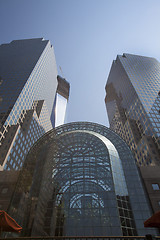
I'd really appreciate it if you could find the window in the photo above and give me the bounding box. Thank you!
[0,77,3,85]
[152,183,160,190]
[1,187,8,194]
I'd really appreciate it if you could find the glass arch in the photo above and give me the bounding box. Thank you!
[8,122,155,237]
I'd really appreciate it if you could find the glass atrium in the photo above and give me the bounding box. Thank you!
[8,122,156,236]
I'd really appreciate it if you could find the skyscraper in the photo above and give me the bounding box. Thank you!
[0,38,70,171]
[8,122,156,236]
[105,53,160,166]
[105,53,160,212]
[52,75,70,127]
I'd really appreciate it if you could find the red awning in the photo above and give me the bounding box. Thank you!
[0,210,22,232]
[144,211,160,228]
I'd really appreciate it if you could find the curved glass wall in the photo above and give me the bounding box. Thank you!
[8,122,156,237]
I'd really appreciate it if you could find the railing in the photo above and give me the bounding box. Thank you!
[0,236,160,240]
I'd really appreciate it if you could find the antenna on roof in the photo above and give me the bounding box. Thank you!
[59,66,64,78]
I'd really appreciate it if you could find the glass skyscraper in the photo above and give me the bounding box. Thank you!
[8,122,156,236]
[105,53,160,212]
[105,53,160,167]
[0,38,70,171]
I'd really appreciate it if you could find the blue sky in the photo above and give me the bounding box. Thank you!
[1,0,160,126]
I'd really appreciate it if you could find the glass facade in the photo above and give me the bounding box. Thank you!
[52,75,70,127]
[105,53,160,167]
[55,93,68,127]
[8,122,157,236]
[0,39,69,172]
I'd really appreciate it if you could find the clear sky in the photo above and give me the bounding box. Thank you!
[1,0,160,127]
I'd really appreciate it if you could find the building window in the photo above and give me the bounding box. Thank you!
[152,183,160,190]
[0,77,3,85]
[1,187,8,194]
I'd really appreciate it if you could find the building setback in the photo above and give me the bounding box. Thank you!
[105,53,160,212]
[7,122,157,236]
[0,38,69,171]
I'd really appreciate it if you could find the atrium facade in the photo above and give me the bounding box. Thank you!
[0,38,69,171]
[8,122,156,236]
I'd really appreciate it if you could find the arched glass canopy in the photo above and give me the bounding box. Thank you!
[9,122,155,237]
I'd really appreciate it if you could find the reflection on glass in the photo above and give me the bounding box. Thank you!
[55,93,67,127]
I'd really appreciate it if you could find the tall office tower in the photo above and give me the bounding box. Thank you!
[52,75,70,127]
[8,122,156,236]
[105,54,160,212]
[0,38,70,171]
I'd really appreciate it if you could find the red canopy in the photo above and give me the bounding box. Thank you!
[0,210,22,232]
[144,211,160,228]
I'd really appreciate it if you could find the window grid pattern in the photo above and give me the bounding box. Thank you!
[106,54,160,167]
[0,39,57,170]
[8,122,156,236]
